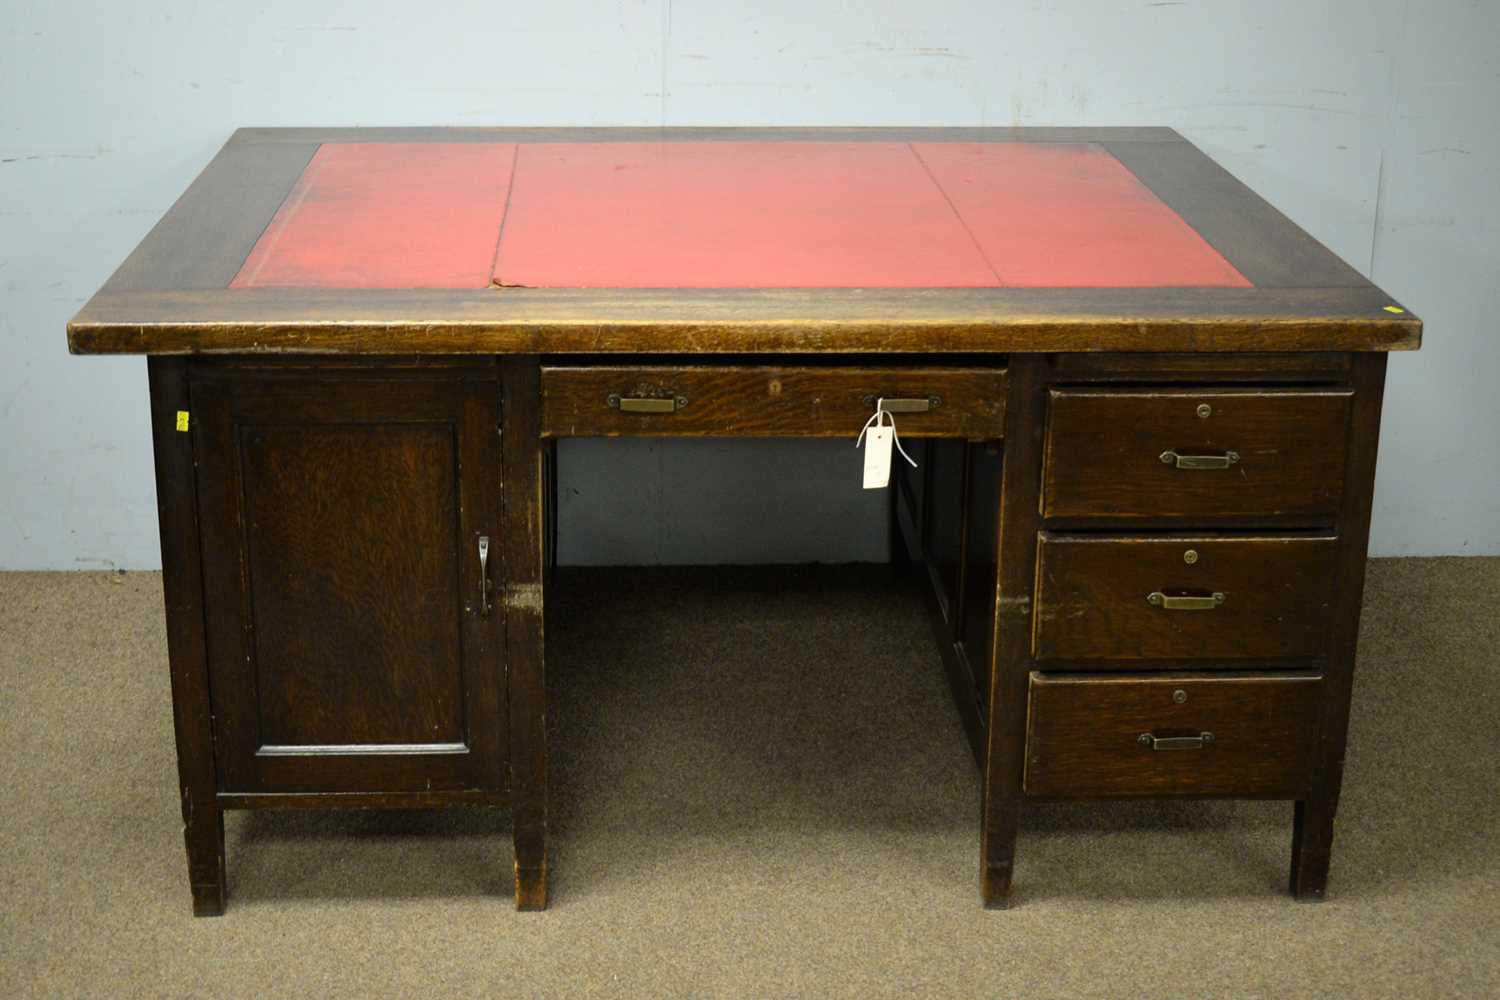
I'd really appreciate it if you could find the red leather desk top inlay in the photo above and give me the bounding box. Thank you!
[231,143,517,290]
[231,141,1250,290]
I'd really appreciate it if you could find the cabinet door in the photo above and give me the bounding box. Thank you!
[191,371,504,795]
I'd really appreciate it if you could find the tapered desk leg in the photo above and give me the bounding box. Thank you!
[1291,798,1335,900]
[148,358,228,916]
[1291,353,1387,901]
[502,358,549,910]
[185,810,228,917]
[979,356,1048,908]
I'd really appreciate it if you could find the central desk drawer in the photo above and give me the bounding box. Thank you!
[1023,672,1322,798]
[1042,388,1353,522]
[540,365,1007,438]
[1033,533,1338,666]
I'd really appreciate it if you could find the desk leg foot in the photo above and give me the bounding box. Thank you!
[184,807,226,917]
[515,859,548,911]
[981,789,1022,909]
[190,882,227,917]
[981,861,1014,909]
[1289,798,1333,901]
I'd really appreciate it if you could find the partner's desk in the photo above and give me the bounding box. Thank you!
[68,127,1421,914]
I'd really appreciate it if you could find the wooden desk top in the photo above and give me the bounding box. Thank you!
[68,127,1420,356]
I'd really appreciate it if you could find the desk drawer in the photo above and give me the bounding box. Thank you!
[1042,388,1352,522]
[540,365,1007,438]
[1023,673,1322,798]
[1033,534,1337,666]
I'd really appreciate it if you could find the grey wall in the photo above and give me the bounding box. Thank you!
[3,1,1496,568]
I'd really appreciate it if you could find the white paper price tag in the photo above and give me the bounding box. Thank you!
[855,401,917,490]
[862,425,894,489]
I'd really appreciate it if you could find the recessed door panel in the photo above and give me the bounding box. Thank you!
[192,372,504,794]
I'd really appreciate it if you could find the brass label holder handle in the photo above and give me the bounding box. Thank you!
[862,394,941,414]
[608,393,687,414]
[1147,591,1226,610]
[1160,449,1239,470]
[1138,731,1215,751]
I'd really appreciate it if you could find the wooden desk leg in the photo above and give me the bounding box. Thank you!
[502,358,549,910]
[147,358,227,916]
[979,356,1048,908]
[1291,353,1387,901]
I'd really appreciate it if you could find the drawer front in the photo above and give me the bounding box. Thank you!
[540,365,1007,438]
[1033,534,1338,665]
[1042,388,1352,521]
[1023,673,1322,798]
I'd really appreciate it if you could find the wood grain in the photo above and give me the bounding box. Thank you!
[541,365,1007,438]
[961,443,1004,711]
[501,358,550,911]
[105,142,319,292]
[1023,672,1322,798]
[979,355,1051,907]
[1103,140,1371,289]
[241,423,464,744]
[1042,388,1353,522]
[190,371,505,795]
[1032,534,1339,665]
[1292,352,1388,900]
[147,357,227,916]
[68,285,1421,356]
[1048,351,1351,381]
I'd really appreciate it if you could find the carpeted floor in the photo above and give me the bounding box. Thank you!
[1,559,1496,999]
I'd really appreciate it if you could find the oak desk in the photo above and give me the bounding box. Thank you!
[68,127,1421,914]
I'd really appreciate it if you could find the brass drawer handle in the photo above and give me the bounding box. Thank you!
[1138,731,1215,751]
[1160,449,1239,470]
[1147,591,1226,610]
[608,394,687,414]
[861,395,942,414]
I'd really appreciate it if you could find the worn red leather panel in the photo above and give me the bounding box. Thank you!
[231,143,516,289]
[912,142,1251,288]
[493,141,997,288]
[231,140,1250,290]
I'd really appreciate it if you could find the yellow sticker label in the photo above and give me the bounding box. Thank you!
[175,410,190,432]
[1383,305,1406,314]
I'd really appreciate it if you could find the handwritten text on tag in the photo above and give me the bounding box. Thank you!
[862,425,894,489]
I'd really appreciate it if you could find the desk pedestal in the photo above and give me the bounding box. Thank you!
[148,350,1384,912]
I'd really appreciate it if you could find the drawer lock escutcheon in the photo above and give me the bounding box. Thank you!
[1160,449,1240,470]
[1147,591,1226,610]
[1138,731,1215,751]
[609,394,687,414]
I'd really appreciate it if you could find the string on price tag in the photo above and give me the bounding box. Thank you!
[855,399,918,489]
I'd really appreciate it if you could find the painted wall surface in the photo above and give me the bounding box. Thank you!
[2,1,1496,568]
